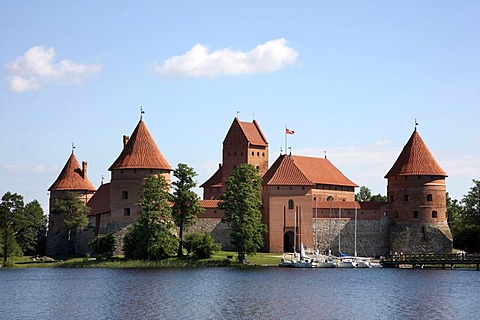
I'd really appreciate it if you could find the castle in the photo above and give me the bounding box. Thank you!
[46,117,453,257]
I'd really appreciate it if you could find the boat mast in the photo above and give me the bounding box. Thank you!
[354,204,358,257]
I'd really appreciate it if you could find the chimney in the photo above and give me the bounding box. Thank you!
[123,135,129,147]
[82,161,88,179]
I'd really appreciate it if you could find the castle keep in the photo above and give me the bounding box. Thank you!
[46,117,453,256]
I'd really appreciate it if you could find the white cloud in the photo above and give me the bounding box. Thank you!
[154,38,298,78]
[4,46,102,92]
[0,163,60,174]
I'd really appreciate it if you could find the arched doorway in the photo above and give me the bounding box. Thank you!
[284,231,294,253]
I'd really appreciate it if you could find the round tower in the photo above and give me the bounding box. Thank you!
[385,128,452,254]
[108,119,172,231]
[46,151,96,256]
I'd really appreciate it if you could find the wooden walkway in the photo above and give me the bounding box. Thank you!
[381,253,480,270]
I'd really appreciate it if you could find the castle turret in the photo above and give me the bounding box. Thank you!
[385,128,452,254]
[108,119,172,230]
[46,152,96,256]
[201,117,268,199]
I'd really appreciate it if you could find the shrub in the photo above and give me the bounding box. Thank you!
[90,233,115,259]
[184,232,221,259]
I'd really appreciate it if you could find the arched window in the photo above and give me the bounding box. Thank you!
[432,211,437,218]
[413,211,419,219]
[288,199,294,209]
[427,194,433,201]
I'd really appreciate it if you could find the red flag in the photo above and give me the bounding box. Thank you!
[286,128,294,135]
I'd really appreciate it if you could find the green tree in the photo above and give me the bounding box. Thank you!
[450,180,480,252]
[184,232,221,259]
[0,192,25,263]
[51,192,90,256]
[219,163,267,263]
[172,163,204,256]
[90,233,115,259]
[355,186,386,202]
[124,175,178,260]
[15,200,47,256]
[355,186,372,202]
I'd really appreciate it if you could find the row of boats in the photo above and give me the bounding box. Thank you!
[280,251,382,268]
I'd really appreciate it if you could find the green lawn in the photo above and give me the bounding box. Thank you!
[5,251,282,269]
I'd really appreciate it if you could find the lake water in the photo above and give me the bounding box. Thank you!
[1,267,478,319]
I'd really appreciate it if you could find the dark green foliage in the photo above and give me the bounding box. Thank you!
[124,175,178,260]
[172,163,204,256]
[90,233,115,258]
[16,200,47,256]
[184,232,221,259]
[448,180,480,252]
[355,186,386,202]
[219,163,267,263]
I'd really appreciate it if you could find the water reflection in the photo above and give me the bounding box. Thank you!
[1,267,478,319]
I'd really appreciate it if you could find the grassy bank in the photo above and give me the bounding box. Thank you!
[6,251,282,269]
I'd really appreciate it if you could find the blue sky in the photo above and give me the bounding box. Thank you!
[1,1,479,212]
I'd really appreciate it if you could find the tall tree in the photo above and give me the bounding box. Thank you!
[124,175,178,260]
[355,186,372,202]
[355,186,386,202]
[0,192,25,263]
[51,192,90,256]
[219,163,267,263]
[15,200,47,256]
[172,163,204,256]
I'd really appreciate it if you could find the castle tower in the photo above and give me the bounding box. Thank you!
[46,151,96,256]
[108,119,172,231]
[201,117,268,199]
[385,128,452,254]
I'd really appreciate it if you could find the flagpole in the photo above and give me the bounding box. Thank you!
[285,126,287,155]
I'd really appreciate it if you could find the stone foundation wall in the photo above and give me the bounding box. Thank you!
[314,217,391,258]
[188,218,234,251]
[390,221,453,254]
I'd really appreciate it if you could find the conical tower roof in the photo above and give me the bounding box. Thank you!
[385,129,447,178]
[48,153,96,191]
[109,120,172,171]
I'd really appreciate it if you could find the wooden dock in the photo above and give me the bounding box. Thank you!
[381,253,480,270]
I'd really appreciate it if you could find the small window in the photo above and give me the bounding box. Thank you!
[252,151,254,156]
[277,186,280,190]
[421,226,425,233]
[51,220,55,227]
[390,195,394,203]
[257,152,260,156]
[413,211,419,219]
[262,152,265,157]
[256,166,260,170]
[427,194,433,201]
[214,210,217,214]
[124,208,131,216]
[122,191,128,199]
[288,199,294,209]
[432,211,437,218]
[404,194,409,202]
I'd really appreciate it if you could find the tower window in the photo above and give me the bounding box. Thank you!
[404,194,409,202]
[413,211,419,219]
[288,199,294,209]
[262,152,265,157]
[252,151,254,156]
[257,152,260,156]
[124,208,131,216]
[427,194,433,201]
[432,211,437,218]
[122,191,128,199]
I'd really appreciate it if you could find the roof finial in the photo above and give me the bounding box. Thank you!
[324,150,327,159]
[253,112,255,120]
[415,118,419,131]
[280,146,283,155]
[140,106,145,120]
[288,146,292,156]
[236,110,240,118]
[101,175,104,185]
[72,142,76,154]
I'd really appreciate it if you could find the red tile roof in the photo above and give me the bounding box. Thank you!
[385,129,447,178]
[109,120,172,171]
[200,165,223,188]
[231,118,268,147]
[200,199,220,208]
[263,155,358,187]
[87,183,110,216]
[48,153,96,191]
